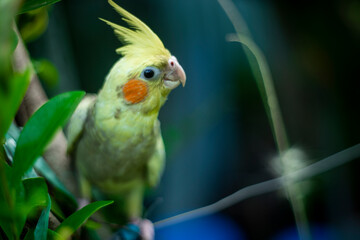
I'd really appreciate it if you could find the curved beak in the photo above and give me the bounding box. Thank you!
[163,56,186,90]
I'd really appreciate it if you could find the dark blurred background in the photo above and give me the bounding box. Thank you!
[25,0,360,239]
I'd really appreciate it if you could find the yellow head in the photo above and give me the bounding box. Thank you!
[98,0,186,115]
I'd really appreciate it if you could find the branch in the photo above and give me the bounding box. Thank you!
[12,26,80,228]
[155,143,360,228]
[12,26,78,196]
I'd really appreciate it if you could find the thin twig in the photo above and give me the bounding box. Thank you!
[155,143,360,229]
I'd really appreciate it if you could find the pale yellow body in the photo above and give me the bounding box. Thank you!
[67,58,167,218]
[71,97,164,193]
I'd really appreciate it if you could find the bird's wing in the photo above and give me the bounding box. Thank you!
[146,120,166,187]
[66,94,97,154]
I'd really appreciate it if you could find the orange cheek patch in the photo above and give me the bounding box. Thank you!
[122,79,148,104]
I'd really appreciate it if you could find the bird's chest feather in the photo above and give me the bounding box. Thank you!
[76,109,158,187]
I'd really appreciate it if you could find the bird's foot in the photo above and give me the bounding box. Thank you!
[77,197,90,210]
[132,218,154,240]
[110,219,154,240]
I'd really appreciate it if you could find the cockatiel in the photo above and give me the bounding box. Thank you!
[66,0,186,238]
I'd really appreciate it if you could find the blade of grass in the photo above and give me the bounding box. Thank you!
[34,195,51,240]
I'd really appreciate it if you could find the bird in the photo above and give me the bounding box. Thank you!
[66,0,186,239]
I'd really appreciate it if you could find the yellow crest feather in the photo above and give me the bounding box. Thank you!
[101,0,170,58]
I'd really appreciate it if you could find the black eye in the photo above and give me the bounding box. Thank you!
[144,69,154,78]
[141,67,161,80]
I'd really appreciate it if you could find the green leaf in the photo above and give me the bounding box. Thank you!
[0,67,31,142]
[24,228,35,240]
[23,177,49,209]
[56,201,113,239]
[0,211,16,240]
[49,195,65,221]
[4,123,20,161]
[84,219,102,230]
[5,123,77,211]
[18,0,61,14]
[47,229,63,240]
[18,8,49,43]
[11,91,85,183]
[34,158,77,209]
[24,229,64,240]
[7,178,49,240]
[0,0,19,84]
[0,159,20,240]
[33,59,59,88]
[24,228,63,240]
[34,195,51,240]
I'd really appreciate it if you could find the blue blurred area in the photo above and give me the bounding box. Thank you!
[155,214,245,240]
[272,224,338,240]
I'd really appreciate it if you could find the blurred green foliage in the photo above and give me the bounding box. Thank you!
[0,0,18,88]
[32,59,59,88]
[11,91,84,183]
[55,200,114,239]
[0,0,112,239]
[0,91,87,239]
[18,8,49,43]
[2,0,359,239]
[18,0,60,15]
[0,69,31,143]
